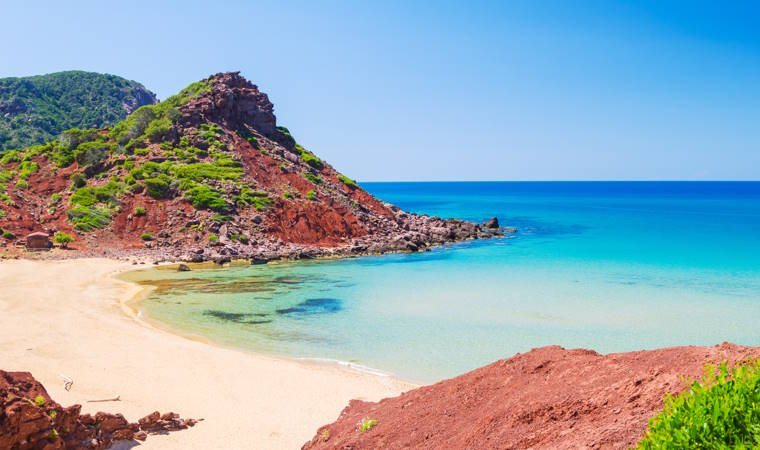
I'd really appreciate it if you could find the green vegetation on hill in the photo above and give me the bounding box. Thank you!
[0,71,157,151]
[0,76,275,235]
[638,360,760,448]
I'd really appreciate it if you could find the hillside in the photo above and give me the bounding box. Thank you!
[303,343,760,449]
[0,71,157,151]
[0,72,501,262]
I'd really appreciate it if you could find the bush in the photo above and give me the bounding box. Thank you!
[307,190,317,200]
[145,117,171,142]
[70,172,86,189]
[67,205,112,232]
[359,418,377,433]
[50,193,62,203]
[73,141,109,167]
[338,174,357,187]
[184,184,228,212]
[140,232,154,241]
[2,229,15,239]
[638,360,760,448]
[134,206,146,216]
[144,175,172,199]
[15,179,28,188]
[53,231,74,248]
[208,234,219,242]
[304,173,322,185]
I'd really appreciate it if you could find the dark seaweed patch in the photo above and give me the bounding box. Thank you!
[203,309,270,324]
[276,298,343,317]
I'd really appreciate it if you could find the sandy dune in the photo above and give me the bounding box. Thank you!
[0,258,414,449]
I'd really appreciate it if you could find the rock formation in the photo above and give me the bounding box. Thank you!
[0,370,196,449]
[0,72,505,262]
[302,343,760,449]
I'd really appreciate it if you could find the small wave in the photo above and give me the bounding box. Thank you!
[298,357,393,377]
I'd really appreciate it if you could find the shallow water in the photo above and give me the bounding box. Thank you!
[124,182,760,382]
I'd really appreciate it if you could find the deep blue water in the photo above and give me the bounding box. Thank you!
[126,182,760,382]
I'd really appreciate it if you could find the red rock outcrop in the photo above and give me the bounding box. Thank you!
[303,343,760,450]
[0,370,196,449]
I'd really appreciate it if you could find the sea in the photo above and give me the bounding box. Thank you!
[122,182,760,382]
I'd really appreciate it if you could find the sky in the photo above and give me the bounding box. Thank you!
[1,0,758,181]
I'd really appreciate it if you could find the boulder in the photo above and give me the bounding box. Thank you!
[484,217,499,229]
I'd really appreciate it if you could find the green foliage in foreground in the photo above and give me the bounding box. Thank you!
[638,360,760,449]
[307,189,317,200]
[140,232,154,241]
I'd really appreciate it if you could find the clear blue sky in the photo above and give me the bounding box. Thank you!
[2,0,758,180]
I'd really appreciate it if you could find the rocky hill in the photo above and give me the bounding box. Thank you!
[0,72,501,262]
[302,343,760,449]
[0,71,157,151]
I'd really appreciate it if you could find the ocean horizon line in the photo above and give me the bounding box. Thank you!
[359,179,760,184]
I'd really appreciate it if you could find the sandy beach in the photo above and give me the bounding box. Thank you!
[0,258,415,449]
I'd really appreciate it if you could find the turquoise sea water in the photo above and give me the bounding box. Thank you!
[125,182,760,382]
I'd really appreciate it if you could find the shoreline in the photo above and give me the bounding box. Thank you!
[0,258,417,449]
[117,261,423,384]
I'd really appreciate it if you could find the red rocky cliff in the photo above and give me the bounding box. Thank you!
[303,343,760,450]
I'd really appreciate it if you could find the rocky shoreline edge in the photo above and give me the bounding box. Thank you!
[3,211,513,266]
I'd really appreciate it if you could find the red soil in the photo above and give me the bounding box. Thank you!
[303,343,760,449]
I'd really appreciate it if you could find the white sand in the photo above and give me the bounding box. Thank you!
[0,258,415,449]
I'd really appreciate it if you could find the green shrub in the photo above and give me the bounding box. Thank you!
[304,173,322,185]
[235,187,271,210]
[2,229,15,239]
[338,174,357,187]
[134,206,146,216]
[50,193,62,203]
[173,162,242,181]
[144,175,172,199]
[638,360,760,449]
[53,232,74,248]
[296,144,323,169]
[140,232,154,241]
[73,141,109,167]
[18,161,39,180]
[34,395,46,407]
[359,418,377,433]
[145,117,171,142]
[69,180,122,207]
[208,234,219,242]
[70,172,86,189]
[15,179,28,188]
[184,184,228,212]
[283,191,292,200]
[307,190,317,200]
[133,148,149,156]
[67,205,112,232]
[1,151,20,165]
